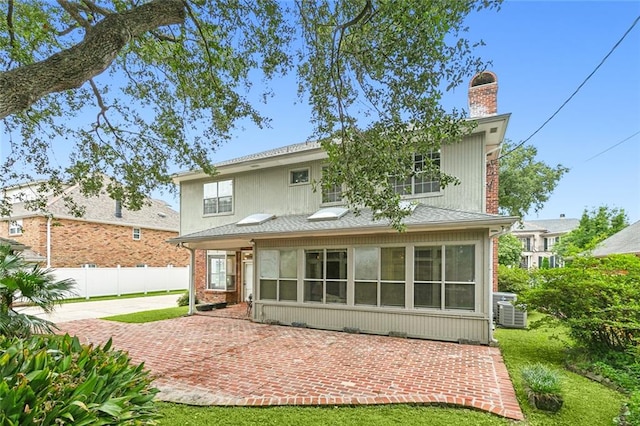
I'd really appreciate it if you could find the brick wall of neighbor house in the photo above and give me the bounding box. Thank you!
[194,249,240,305]
[1,217,189,267]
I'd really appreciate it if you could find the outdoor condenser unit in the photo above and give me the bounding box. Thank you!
[497,301,527,329]
[492,292,518,321]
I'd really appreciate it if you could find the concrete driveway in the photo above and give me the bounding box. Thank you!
[57,312,524,421]
[18,294,179,323]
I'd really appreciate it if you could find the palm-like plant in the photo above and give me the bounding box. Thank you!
[0,245,76,337]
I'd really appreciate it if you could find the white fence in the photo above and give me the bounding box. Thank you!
[52,266,189,299]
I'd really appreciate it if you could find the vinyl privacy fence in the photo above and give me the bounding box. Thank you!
[52,266,189,299]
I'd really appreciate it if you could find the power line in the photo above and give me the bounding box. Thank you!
[500,14,640,159]
[584,130,640,162]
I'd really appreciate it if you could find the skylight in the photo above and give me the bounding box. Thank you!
[307,207,349,221]
[237,213,275,226]
[399,201,418,212]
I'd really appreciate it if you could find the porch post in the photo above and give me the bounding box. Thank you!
[187,246,196,315]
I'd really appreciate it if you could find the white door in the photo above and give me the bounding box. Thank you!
[243,261,254,301]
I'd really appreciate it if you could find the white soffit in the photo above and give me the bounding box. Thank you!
[307,207,349,221]
[237,213,275,226]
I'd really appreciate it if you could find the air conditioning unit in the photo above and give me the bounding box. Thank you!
[497,301,527,329]
[492,292,517,321]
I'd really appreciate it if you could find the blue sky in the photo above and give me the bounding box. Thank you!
[2,1,639,223]
[211,1,640,223]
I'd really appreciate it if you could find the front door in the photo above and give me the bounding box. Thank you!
[243,261,254,301]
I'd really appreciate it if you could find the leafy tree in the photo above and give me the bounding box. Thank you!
[497,264,530,294]
[0,0,501,228]
[522,254,640,353]
[499,140,569,218]
[0,245,75,337]
[554,206,628,258]
[498,233,522,267]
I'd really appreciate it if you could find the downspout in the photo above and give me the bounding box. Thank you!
[46,215,52,268]
[488,226,510,344]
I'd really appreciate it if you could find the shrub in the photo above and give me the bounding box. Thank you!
[0,334,159,425]
[497,264,530,294]
[176,291,197,307]
[521,363,564,412]
[522,254,640,353]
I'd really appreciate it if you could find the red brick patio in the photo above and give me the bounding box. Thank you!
[57,311,523,421]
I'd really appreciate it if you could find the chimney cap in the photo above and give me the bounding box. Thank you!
[470,71,497,88]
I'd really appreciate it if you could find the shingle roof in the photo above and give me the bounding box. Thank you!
[514,218,579,234]
[592,221,640,257]
[4,184,179,232]
[214,141,322,167]
[170,204,517,244]
[0,236,26,250]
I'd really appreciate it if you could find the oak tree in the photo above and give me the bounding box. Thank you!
[1,0,500,227]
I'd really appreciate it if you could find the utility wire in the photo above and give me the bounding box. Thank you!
[500,14,640,159]
[584,129,640,162]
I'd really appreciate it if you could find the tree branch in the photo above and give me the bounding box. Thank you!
[5,0,15,69]
[0,0,186,120]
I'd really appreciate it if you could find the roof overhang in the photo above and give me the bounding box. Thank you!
[169,215,517,251]
[468,113,511,161]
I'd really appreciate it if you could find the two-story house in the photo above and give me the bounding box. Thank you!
[170,72,516,344]
[0,181,189,268]
[510,216,579,269]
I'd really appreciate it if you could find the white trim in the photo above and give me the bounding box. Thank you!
[288,167,311,186]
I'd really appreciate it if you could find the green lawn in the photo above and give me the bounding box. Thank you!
[62,289,185,304]
[101,306,188,323]
[149,312,625,425]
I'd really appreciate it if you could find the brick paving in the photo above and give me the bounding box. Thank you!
[57,313,523,421]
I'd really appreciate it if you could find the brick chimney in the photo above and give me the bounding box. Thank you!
[468,71,498,118]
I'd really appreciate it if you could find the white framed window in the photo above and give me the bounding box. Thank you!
[304,248,348,304]
[392,152,441,196]
[203,179,233,215]
[259,249,298,301]
[321,167,343,203]
[519,237,532,251]
[207,251,236,291]
[354,247,406,307]
[8,220,22,236]
[414,244,475,311]
[289,168,310,185]
[132,228,141,240]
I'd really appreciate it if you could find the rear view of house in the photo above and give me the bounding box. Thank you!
[171,72,516,344]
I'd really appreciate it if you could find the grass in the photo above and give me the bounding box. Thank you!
[150,311,626,425]
[62,289,185,304]
[102,306,188,323]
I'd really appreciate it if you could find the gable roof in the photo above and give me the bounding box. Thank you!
[3,184,179,232]
[170,204,517,249]
[592,220,640,257]
[513,218,579,235]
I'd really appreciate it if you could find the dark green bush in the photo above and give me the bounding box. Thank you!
[176,291,197,307]
[522,254,640,353]
[0,334,159,425]
[497,264,530,294]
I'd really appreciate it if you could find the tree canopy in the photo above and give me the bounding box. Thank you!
[498,233,522,267]
[498,140,569,218]
[554,206,628,258]
[0,0,500,227]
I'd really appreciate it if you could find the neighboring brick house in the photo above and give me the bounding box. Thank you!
[510,216,579,269]
[170,72,516,344]
[0,182,189,268]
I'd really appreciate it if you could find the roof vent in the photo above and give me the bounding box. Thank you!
[237,213,275,226]
[307,207,348,221]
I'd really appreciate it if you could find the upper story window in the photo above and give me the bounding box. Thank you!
[8,220,22,236]
[321,167,343,204]
[543,236,559,251]
[203,179,233,215]
[519,237,532,251]
[289,168,310,185]
[391,152,441,196]
[132,228,141,240]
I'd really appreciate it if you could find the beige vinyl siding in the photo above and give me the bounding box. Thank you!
[253,302,490,343]
[179,132,486,235]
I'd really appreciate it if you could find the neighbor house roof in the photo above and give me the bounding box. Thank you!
[592,220,640,257]
[512,218,579,234]
[170,204,517,248]
[0,237,46,263]
[3,183,179,232]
